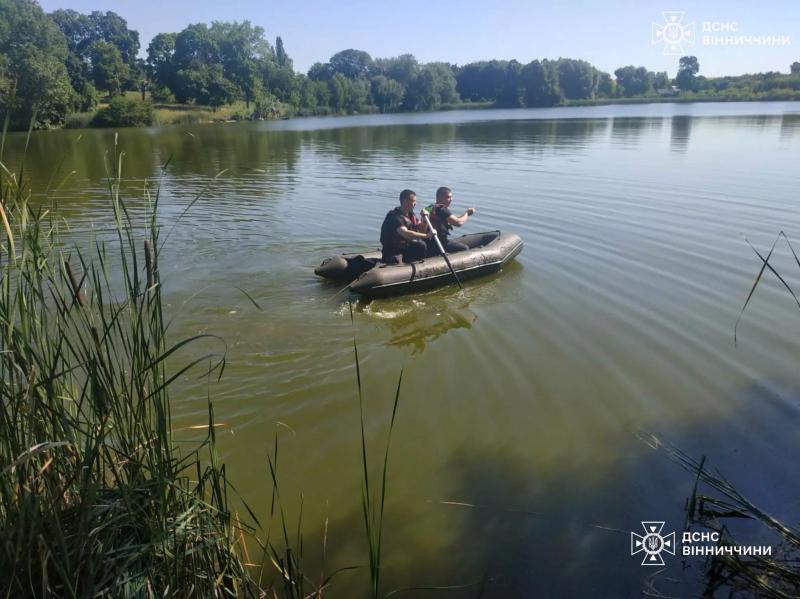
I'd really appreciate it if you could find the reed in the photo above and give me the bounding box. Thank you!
[648,231,800,597]
[0,127,251,597]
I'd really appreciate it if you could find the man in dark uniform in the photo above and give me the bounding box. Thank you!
[380,189,433,263]
[424,186,476,256]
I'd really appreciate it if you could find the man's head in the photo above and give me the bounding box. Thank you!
[436,186,453,207]
[399,189,417,213]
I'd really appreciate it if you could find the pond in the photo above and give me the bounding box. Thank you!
[6,101,800,596]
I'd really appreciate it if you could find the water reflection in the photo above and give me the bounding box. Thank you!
[610,117,663,148]
[381,304,478,354]
[780,113,800,140]
[670,115,692,153]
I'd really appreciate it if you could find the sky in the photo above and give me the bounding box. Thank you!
[38,0,800,77]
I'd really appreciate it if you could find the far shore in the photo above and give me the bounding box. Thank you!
[54,93,800,132]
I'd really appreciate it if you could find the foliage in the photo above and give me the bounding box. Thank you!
[329,48,373,79]
[556,58,597,100]
[147,33,178,91]
[2,0,799,129]
[520,60,561,107]
[91,96,154,127]
[0,137,250,597]
[676,55,700,92]
[90,40,129,96]
[596,71,615,97]
[371,75,404,112]
[614,65,655,97]
[51,9,140,94]
[0,0,75,129]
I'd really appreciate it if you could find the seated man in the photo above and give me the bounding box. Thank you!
[424,186,476,256]
[380,189,433,264]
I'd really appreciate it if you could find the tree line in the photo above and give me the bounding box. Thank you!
[1,0,799,130]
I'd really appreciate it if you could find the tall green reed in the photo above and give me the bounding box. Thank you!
[0,128,250,597]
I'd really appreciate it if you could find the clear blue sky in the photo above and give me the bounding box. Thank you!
[39,0,799,77]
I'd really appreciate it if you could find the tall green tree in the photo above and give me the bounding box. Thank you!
[614,65,655,97]
[675,56,700,92]
[596,72,615,97]
[654,71,670,89]
[89,41,129,97]
[423,62,459,105]
[0,0,74,129]
[370,76,404,112]
[275,36,291,69]
[520,60,561,106]
[328,73,349,112]
[329,49,373,79]
[556,58,597,100]
[211,21,273,107]
[50,9,140,75]
[374,54,419,86]
[496,59,523,107]
[146,33,177,91]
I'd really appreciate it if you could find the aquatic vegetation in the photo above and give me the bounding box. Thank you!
[651,231,800,597]
[0,125,250,596]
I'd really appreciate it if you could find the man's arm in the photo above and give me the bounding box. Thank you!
[397,225,432,241]
[447,207,476,227]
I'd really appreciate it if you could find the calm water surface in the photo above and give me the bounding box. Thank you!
[7,102,800,596]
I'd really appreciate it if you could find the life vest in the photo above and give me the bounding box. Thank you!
[425,203,452,239]
[381,207,419,250]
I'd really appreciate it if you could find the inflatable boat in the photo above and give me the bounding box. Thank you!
[315,231,523,297]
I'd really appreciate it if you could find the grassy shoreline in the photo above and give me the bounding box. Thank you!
[58,93,800,131]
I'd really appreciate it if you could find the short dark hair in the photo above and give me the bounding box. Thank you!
[436,186,452,201]
[399,189,416,203]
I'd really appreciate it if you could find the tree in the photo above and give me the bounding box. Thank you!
[174,63,238,106]
[147,33,177,90]
[596,72,615,97]
[614,65,655,97]
[211,21,274,107]
[275,36,291,69]
[89,41,129,97]
[307,62,332,81]
[374,54,419,86]
[51,9,140,87]
[370,76,404,112]
[423,62,459,105]
[654,71,670,90]
[675,56,700,92]
[404,69,437,111]
[0,0,74,129]
[520,60,561,107]
[88,11,140,67]
[329,49,373,79]
[328,73,349,112]
[556,58,597,100]
[791,62,800,75]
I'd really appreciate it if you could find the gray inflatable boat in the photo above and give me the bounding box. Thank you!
[315,231,523,297]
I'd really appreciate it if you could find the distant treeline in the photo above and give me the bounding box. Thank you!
[1,0,800,129]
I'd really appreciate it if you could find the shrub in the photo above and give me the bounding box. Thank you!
[149,83,176,103]
[92,96,154,128]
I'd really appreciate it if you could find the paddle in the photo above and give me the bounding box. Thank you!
[421,211,464,290]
